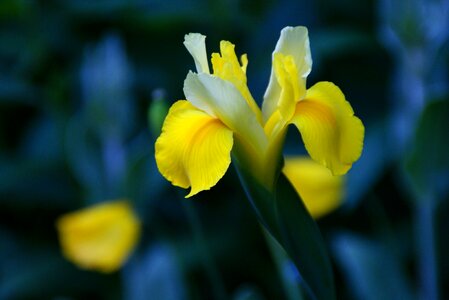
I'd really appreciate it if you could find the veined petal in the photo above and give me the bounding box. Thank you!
[56,200,140,273]
[283,157,344,219]
[290,82,364,175]
[184,33,210,74]
[184,72,267,158]
[155,100,234,197]
[262,51,310,183]
[211,41,263,123]
[263,26,312,121]
[273,53,306,122]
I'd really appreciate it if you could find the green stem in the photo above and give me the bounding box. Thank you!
[263,228,304,300]
[415,199,438,300]
[181,200,227,300]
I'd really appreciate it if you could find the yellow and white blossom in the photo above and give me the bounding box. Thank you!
[155,26,364,198]
[56,200,140,273]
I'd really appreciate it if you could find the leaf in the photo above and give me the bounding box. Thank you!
[234,161,335,300]
[406,100,449,203]
[123,243,187,300]
[65,114,107,202]
[332,233,414,300]
[264,230,305,300]
[232,157,280,240]
[274,174,335,300]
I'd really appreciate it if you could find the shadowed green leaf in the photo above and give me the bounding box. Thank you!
[123,244,187,300]
[234,160,335,300]
[333,233,414,300]
[406,100,449,203]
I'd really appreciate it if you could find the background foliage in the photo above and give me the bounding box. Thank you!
[1,0,448,299]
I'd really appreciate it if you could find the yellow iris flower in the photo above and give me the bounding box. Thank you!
[56,200,140,273]
[155,26,364,198]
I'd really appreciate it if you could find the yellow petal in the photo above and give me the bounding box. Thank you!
[184,72,267,160]
[273,53,306,123]
[263,26,311,122]
[155,100,234,197]
[184,33,210,74]
[211,40,263,123]
[283,157,344,219]
[56,200,140,273]
[290,82,364,175]
[240,54,248,73]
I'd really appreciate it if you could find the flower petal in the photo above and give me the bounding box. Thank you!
[290,82,364,175]
[184,72,267,157]
[263,26,312,121]
[283,157,344,219]
[56,200,140,273]
[155,100,234,197]
[211,41,263,123]
[184,33,210,74]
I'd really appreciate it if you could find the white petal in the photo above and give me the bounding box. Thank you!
[262,26,312,121]
[183,72,267,153]
[184,33,210,74]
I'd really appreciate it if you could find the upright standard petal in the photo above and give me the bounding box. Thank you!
[155,100,234,197]
[264,53,306,138]
[184,33,210,74]
[56,200,140,273]
[290,82,364,175]
[184,72,267,159]
[263,26,312,121]
[211,41,263,123]
[283,157,344,219]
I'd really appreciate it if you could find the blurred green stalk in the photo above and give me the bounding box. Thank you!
[148,89,169,138]
[263,228,304,300]
[415,199,438,300]
[181,200,227,300]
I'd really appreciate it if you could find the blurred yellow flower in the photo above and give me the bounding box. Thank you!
[155,26,364,197]
[56,200,140,273]
[283,156,344,219]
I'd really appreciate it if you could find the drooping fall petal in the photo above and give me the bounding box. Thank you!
[290,82,364,175]
[155,100,234,197]
[263,26,312,122]
[283,156,344,218]
[56,200,140,273]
